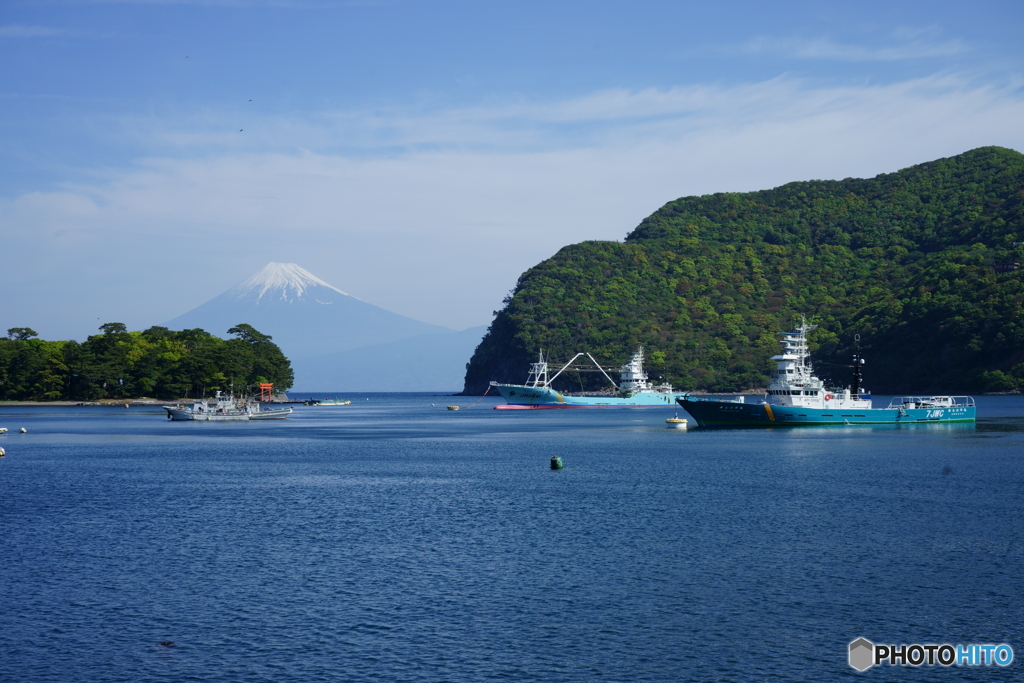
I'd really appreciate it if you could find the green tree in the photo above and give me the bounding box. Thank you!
[0,323,294,400]
[7,327,38,341]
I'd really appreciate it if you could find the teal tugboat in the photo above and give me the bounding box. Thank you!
[678,319,976,427]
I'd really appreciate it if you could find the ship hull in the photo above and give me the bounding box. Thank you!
[492,383,684,409]
[678,396,976,427]
[249,407,293,420]
[164,407,250,421]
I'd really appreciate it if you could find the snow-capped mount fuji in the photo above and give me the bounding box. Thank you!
[164,262,453,361]
[229,262,357,305]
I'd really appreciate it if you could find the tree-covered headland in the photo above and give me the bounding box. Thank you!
[464,146,1024,394]
[0,323,293,401]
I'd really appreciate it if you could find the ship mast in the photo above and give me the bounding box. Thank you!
[796,316,816,381]
[851,334,865,395]
[526,350,550,388]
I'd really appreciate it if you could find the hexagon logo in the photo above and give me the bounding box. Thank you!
[849,638,874,671]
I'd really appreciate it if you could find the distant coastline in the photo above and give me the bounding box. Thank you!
[0,398,293,407]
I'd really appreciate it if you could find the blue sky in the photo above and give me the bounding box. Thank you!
[2,0,1023,340]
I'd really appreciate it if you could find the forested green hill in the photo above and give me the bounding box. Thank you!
[0,323,293,401]
[463,146,1024,394]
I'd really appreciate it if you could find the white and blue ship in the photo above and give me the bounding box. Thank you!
[679,319,976,427]
[491,348,685,409]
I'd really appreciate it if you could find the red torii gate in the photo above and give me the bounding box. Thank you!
[258,383,275,402]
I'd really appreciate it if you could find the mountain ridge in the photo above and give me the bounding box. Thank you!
[164,262,485,391]
[164,262,451,361]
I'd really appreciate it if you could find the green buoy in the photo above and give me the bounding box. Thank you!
[550,456,563,470]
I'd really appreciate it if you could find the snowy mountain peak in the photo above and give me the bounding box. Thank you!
[231,262,353,303]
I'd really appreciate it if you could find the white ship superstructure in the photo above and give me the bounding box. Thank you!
[618,348,651,393]
[766,318,871,410]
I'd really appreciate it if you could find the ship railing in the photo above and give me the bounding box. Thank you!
[885,396,975,409]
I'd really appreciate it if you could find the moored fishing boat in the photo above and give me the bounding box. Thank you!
[248,403,293,420]
[678,319,976,427]
[164,391,250,421]
[164,391,292,421]
[490,347,686,409]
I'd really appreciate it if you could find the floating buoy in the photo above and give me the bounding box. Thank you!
[125,403,130,409]
[447,405,460,411]
[0,427,7,434]
[666,417,688,430]
[550,456,563,470]
[159,641,176,648]
[18,428,27,434]
[0,446,5,457]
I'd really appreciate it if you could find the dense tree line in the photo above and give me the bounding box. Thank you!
[464,146,1024,394]
[0,323,293,401]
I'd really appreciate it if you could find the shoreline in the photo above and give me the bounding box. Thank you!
[0,400,176,407]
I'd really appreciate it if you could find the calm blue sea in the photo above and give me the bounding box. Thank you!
[1,394,1022,682]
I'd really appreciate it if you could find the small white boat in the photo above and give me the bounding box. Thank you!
[163,391,292,421]
[164,392,249,420]
[249,404,293,420]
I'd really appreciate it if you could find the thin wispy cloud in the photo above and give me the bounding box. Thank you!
[5,73,1022,337]
[742,31,968,62]
[107,73,1018,156]
[0,24,64,38]
[76,0,363,7]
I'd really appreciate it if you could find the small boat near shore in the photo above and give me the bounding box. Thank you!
[164,391,293,421]
[248,403,293,420]
[678,318,976,427]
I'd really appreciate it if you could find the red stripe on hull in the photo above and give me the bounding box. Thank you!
[493,404,572,410]
[493,403,671,409]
